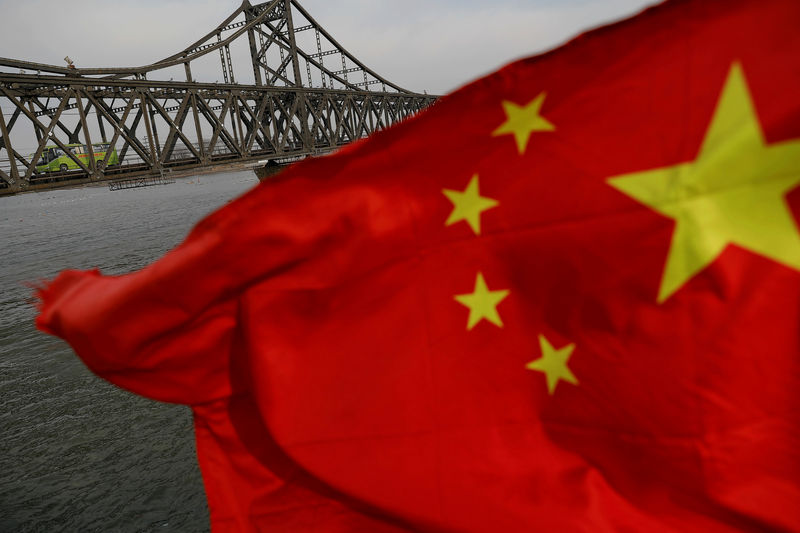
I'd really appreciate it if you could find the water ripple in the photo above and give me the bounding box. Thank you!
[0,171,258,532]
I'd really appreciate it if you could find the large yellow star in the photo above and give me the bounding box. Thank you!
[526,334,578,395]
[454,272,509,330]
[608,62,800,303]
[492,92,555,154]
[442,174,498,235]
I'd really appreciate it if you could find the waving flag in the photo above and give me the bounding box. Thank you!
[37,0,800,530]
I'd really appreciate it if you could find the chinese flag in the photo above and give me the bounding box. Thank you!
[36,0,800,530]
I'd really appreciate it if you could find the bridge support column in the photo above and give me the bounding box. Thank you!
[140,92,160,171]
[75,89,98,179]
[284,0,313,150]
[0,106,20,190]
[245,5,264,87]
[190,91,207,164]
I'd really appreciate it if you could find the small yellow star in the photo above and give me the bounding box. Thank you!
[442,174,499,235]
[454,272,510,330]
[526,334,578,395]
[492,92,555,154]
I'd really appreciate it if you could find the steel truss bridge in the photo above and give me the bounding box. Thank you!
[0,0,436,194]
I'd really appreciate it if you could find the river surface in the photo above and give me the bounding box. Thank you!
[0,171,259,532]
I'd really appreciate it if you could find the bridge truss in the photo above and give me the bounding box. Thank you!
[0,0,436,193]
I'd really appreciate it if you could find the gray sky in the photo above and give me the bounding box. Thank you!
[0,0,659,94]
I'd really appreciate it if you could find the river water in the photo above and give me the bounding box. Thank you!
[0,171,259,532]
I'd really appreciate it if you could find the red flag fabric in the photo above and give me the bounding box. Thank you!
[36,0,800,530]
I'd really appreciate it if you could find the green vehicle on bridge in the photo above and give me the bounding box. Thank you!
[34,143,119,173]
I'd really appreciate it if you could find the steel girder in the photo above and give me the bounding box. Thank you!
[0,0,436,193]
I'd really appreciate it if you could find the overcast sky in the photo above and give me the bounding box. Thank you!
[0,0,660,94]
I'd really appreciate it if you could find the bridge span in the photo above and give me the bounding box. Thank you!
[0,0,436,194]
